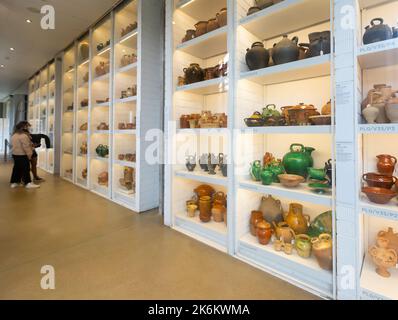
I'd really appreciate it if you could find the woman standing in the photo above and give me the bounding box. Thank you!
[10,122,40,189]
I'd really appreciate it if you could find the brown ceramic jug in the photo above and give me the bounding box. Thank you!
[250,211,264,236]
[194,184,215,198]
[216,8,227,27]
[213,191,227,206]
[376,154,397,175]
[256,221,273,245]
[312,234,333,271]
[272,222,295,244]
[194,21,208,37]
[284,203,310,235]
[212,204,226,223]
[369,236,398,278]
[259,195,283,223]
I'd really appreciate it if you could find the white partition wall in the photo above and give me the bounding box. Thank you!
[60,0,163,213]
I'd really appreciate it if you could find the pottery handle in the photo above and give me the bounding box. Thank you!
[289,228,296,239]
[392,156,398,164]
[371,18,384,26]
[266,104,277,110]
[362,173,368,182]
[368,246,378,257]
[292,36,299,44]
[393,176,398,184]
[304,214,311,225]
[290,143,304,152]
[388,248,398,260]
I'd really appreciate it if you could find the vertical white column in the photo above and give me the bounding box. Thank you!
[334,0,360,300]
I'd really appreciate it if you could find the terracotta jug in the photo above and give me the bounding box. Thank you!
[369,236,398,278]
[199,196,212,222]
[284,203,310,235]
[256,221,273,245]
[194,184,215,198]
[213,191,227,206]
[259,195,283,223]
[312,234,333,271]
[250,211,264,236]
[272,222,295,244]
[212,204,226,223]
[378,227,398,254]
[376,154,397,175]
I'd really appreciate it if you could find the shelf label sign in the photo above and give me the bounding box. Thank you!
[362,206,398,221]
[336,142,353,163]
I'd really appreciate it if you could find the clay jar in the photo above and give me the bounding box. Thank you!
[216,8,227,27]
[378,227,398,256]
[284,203,310,235]
[212,204,226,223]
[312,234,333,271]
[247,6,261,15]
[207,18,219,33]
[194,21,208,37]
[256,221,273,245]
[363,173,397,189]
[183,63,204,84]
[213,191,227,206]
[295,234,312,259]
[272,35,299,65]
[273,222,295,244]
[194,184,215,198]
[250,211,264,236]
[376,154,397,175]
[369,236,397,278]
[182,29,195,43]
[246,42,270,71]
[259,195,283,224]
[199,196,212,222]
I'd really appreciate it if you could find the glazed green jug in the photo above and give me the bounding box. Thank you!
[260,168,273,185]
[96,144,109,158]
[250,160,262,181]
[308,167,327,181]
[282,144,315,178]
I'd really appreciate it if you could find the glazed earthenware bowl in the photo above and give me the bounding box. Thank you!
[308,182,332,194]
[363,173,397,189]
[244,117,266,127]
[362,187,397,204]
[309,115,332,126]
[278,174,305,188]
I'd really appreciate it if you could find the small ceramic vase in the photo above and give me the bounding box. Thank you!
[256,220,273,245]
[362,104,380,124]
[295,234,312,258]
[187,204,197,218]
[199,196,212,222]
[250,211,264,236]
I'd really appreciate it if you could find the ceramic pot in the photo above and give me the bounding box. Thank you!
[212,204,226,223]
[377,154,397,175]
[194,184,215,198]
[312,234,333,270]
[256,221,273,245]
[362,187,397,204]
[386,101,398,123]
[194,21,208,37]
[259,195,283,224]
[284,203,310,235]
[369,236,398,278]
[378,227,398,255]
[186,155,196,172]
[98,172,109,186]
[207,18,219,33]
[247,6,261,15]
[363,18,393,45]
[363,173,397,189]
[307,211,333,238]
[216,8,227,27]
[246,42,270,71]
[95,144,109,158]
[322,100,332,115]
[255,0,274,9]
[79,42,89,61]
[299,31,331,57]
[250,210,264,236]
[273,222,295,244]
[268,161,285,182]
[199,153,209,171]
[282,144,314,178]
[324,159,333,185]
[272,35,300,65]
[295,234,312,258]
[282,103,319,126]
[250,160,262,181]
[199,196,212,222]
[362,105,379,124]
[180,115,190,129]
[183,63,204,84]
[260,168,273,185]
[182,29,195,43]
[213,191,227,206]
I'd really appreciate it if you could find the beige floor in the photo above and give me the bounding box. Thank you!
[0,162,316,300]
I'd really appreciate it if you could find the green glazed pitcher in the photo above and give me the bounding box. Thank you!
[260,168,273,185]
[282,144,315,178]
[250,160,262,181]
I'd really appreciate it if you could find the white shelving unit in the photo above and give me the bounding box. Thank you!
[60,0,163,212]
[165,0,336,299]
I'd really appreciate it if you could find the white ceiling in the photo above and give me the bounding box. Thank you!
[0,0,119,100]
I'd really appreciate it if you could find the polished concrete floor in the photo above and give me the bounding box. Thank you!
[0,162,316,300]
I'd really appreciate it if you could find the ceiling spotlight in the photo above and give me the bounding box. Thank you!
[26,19,32,23]
[10,47,15,51]
[0,65,5,68]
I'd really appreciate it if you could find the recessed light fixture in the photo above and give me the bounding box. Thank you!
[26,19,32,23]
[10,47,15,51]
[0,64,5,68]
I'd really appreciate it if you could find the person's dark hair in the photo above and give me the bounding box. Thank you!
[14,121,30,134]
